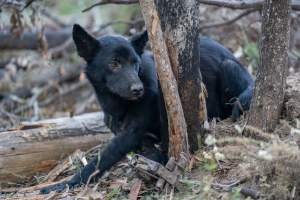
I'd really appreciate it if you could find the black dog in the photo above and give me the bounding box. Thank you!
[40,24,253,194]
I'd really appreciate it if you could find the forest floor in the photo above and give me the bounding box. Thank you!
[1,115,300,200]
[1,5,300,200]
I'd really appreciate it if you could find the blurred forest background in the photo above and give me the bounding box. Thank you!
[1,1,300,130]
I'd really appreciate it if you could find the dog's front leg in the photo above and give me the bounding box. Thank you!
[40,127,145,194]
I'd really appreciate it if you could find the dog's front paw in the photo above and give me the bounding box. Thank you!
[40,183,67,194]
[231,99,243,121]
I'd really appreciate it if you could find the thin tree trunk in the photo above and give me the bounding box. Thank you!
[248,0,291,131]
[139,0,189,159]
[154,0,203,152]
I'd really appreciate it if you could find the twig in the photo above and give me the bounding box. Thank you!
[198,0,263,10]
[84,170,100,191]
[211,177,247,191]
[0,107,20,127]
[40,9,67,28]
[81,0,300,12]
[0,176,71,193]
[97,19,144,30]
[48,37,73,57]
[200,9,257,30]
[20,0,36,11]
[198,0,300,11]
[82,0,138,12]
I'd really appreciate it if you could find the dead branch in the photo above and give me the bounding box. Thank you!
[197,0,300,11]
[198,0,263,10]
[40,9,68,28]
[200,9,257,30]
[81,0,300,12]
[82,0,138,12]
[212,119,276,143]
[42,150,85,183]
[211,177,247,191]
[0,112,113,183]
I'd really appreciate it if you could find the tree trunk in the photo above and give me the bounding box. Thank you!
[0,112,113,184]
[248,0,291,132]
[139,0,190,159]
[154,0,203,152]
[284,72,300,120]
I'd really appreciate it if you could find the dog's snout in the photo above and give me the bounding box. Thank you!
[130,84,144,96]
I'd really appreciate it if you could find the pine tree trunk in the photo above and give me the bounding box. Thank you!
[248,0,291,132]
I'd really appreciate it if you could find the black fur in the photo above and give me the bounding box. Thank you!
[40,24,253,194]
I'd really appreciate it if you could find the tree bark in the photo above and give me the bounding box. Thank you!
[139,0,190,159]
[284,72,300,120]
[154,0,203,152]
[0,112,113,184]
[248,0,291,131]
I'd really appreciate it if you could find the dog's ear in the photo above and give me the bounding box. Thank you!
[130,30,148,55]
[72,24,101,62]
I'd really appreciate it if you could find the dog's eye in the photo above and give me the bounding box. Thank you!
[110,60,121,70]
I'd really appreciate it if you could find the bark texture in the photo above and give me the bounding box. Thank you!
[154,0,203,152]
[0,112,113,183]
[284,72,300,119]
[248,0,291,132]
[139,0,189,159]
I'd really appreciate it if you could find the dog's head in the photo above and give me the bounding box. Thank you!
[72,24,148,100]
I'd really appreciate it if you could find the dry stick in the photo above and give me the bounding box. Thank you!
[82,0,138,12]
[198,0,300,10]
[139,0,189,158]
[200,9,257,30]
[198,0,263,10]
[81,0,300,12]
[40,9,67,28]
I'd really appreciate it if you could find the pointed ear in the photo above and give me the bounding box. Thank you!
[72,24,100,62]
[130,30,148,55]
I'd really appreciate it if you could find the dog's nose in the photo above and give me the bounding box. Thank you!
[130,84,144,96]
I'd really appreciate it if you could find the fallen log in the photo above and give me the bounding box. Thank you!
[0,112,113,184]
[0,30,70,50]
